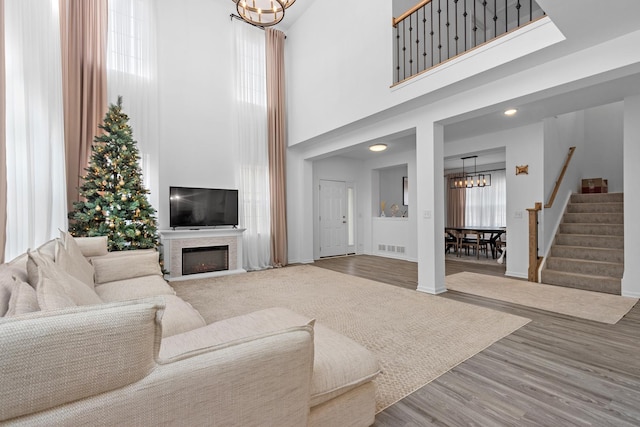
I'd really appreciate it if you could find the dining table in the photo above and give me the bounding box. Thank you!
[445,226,506,259]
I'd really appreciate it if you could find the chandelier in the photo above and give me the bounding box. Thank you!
[233,0,296,27]
[449,155,492,189]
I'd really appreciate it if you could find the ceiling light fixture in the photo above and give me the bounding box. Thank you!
[233,0,296,27]
[449,155,491,189]
[369,144,388,152]
[504,108,518,116]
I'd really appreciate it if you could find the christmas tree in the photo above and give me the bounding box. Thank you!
[69,96,160,251]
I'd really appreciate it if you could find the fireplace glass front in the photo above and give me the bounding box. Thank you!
[182,245,229,275]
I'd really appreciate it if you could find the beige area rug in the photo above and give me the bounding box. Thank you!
[172,265,530,412]
[446,271,638,324]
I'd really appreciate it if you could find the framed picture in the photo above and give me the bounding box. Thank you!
[403,176,408,206]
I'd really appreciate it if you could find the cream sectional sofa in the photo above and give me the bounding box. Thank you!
[0,234,380,426]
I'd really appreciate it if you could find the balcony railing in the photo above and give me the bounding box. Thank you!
[392,0,545,84]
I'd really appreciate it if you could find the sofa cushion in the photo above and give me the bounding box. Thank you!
[26,240,58,287]
[92,250,162,284]
[36,263,103,311]
[95,275,175,302]
[56,239,95,289]
[160,294,207,338]
[5,278,39,317]
[0,298,163,421]
[1,258,29,316]
[159,307,315,360]
[159,307,380,408]
[73,235,109,257]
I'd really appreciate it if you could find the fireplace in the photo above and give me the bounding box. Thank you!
[182,245,229,276]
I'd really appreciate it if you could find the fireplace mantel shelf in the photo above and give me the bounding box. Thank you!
[159,229,246,282]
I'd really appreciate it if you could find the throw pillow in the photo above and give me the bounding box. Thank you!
[58,232,95,288]
[36,263,103,311]
[92,251,162,284]
[26,246,57,288]
[5,278,39,317]
[0,265,16,316]
[73,236,109,257]
[56,240,95,289]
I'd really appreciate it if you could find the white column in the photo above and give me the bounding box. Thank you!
[622,94,640,297]
[286,149,315,264]
[416,122,446,294]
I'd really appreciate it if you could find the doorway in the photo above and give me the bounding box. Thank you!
[319,180,356,257]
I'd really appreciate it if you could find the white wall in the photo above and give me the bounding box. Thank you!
[582,102,624,192]
[622,94,640,297]
[286,6,564,146]
[364,150,417,261]
[541,111,585,256]
[156,0,238,229]
[378,164,408,217]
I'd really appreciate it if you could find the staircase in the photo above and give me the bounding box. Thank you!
[541,193,624,295]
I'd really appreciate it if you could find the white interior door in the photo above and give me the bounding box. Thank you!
[319,180,347,257]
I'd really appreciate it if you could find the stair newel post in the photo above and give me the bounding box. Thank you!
[527,202,542,282]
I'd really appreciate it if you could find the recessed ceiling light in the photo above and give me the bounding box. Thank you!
[369,144,388,152]
[504,108,518,116]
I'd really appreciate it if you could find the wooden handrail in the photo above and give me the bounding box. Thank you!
[393,0,433,27]
[545,146,575,209]
[527,202,543,282]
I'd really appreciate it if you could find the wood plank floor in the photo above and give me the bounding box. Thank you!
[312,255,640,426]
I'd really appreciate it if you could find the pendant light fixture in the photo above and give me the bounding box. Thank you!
[233,0,296,27]
[449,155,491,189]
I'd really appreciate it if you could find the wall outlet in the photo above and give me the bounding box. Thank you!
[514,211,523,219]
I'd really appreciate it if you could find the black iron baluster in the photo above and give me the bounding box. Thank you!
[463,0,468,51]
[473,0,477,47]
[415,11,420,75]
[530,0,532,21]
[438,0,442,64]
[409,14,414,76]
[516,0,521,27]
[505,0,508,33]
[445,0,451,59]
[396,24,400,83]
[454,0,459,56]
[430,1,435,67]
[422,6,427,72]
[402,20,407,80]
[493,0,497,39]
[483,0,487,44]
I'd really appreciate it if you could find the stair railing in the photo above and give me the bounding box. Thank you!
[527,146,576,282]
[392,0,546,85]
[545,146,576,208]
[527,202,542,282]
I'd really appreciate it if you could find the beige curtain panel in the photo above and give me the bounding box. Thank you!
[266,28,288,267]
[0,0,6,263]
[447,174,466,227]
[59,0,108,214]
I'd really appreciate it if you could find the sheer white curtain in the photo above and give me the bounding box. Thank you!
[4,0,67,260]
[233,22,272,270]
[106,0,159,209]
[465,169,507,227]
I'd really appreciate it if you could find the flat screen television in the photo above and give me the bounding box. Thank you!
[169,186,239,228]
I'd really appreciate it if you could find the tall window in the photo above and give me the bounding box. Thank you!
[107,0,159,208]
[4,0,67,260]
[465,169,507,227]
[233,22,271,270]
